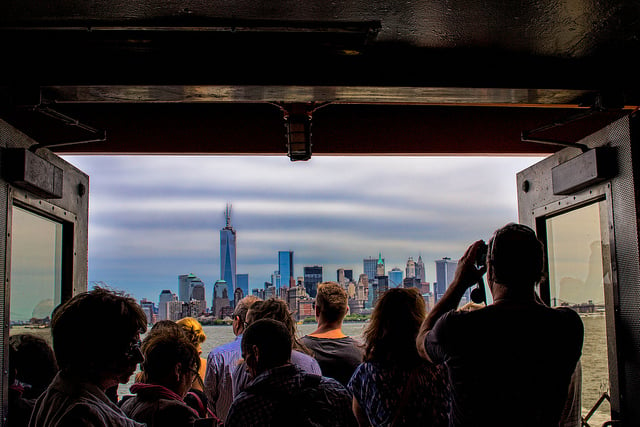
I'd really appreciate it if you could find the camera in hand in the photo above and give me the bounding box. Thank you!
[475,240,488,269]
[470,240,489,304]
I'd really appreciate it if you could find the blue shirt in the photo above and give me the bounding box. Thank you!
[204,335,242,422]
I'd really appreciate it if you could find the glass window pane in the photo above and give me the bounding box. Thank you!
[9,206,63,345]
[546,201,610,425]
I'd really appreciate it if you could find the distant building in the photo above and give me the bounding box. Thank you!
[219,306,235,319]
[403,277,421,288]
[191,281,205,301]
[356,274,369,302]
[182,299,207,318]
[271,271,281,289]
[376,275,389,300]
[278,251,294,289]
[236,273,249,302]
[140,298,156,324]
[416,255,426,283]
[220,205,237,296]
[435,257,460,301]
[253,288,265,299]
[368,281,379,309]
[363,257,378,283]
[421,282,431,294]
[376,253,385,276]
[336,268,353,285]
[389,268,403,288]
[304,265,323,298]
[212,279,230,319]
[158,289,177,321]
[179,273,205,302]
[298,299,315,319]
[233,287,244,308]
[406,257,416,278]
[166,300,183,321]
[347,281,356,298]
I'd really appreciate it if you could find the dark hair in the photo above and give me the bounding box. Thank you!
[242,319,292,370]
[363,287,425,365]
[141,333,200,385]
[141,320,184,354]
[9,334,58,398]
[246,298,311,355]
[315,282,348,323]
[489,223,544,287]
[233,295,261,325]
[52,287,147,378]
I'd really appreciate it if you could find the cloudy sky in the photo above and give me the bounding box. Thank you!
[61,155,545,304]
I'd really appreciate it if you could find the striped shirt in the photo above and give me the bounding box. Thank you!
[204,335,243,423]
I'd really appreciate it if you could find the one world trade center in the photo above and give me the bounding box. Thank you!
[220,204,236,299]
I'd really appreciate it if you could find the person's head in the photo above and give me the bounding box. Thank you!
[487,223,544,289]
[176,317,206,352]
[9,334,58,397]
[363,287,426,365]
[246,298,311,355]
[315,282,348,324]
[141,333,200,397]
[232,295,261,336]
[141,320,184,355]
[241,318,292,376]
[52,287,147,389]
[245,298,295,341]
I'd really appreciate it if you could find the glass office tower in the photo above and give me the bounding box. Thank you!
[278,250,294,289]
[220,205,237,294]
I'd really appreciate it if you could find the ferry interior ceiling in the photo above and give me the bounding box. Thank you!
[2,0,640,426]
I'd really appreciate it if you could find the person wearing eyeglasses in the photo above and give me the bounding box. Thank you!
[416,223,584,427]
[121,333,212,426]
[30,287,147,427]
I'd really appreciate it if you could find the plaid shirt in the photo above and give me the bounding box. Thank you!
[226,364,356,427]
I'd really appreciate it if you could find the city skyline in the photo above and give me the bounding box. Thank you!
[62,155,544,303]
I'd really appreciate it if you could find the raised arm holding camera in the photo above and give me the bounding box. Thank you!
[416,223,584,427]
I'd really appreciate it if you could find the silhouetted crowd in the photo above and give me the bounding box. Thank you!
[9,223,584,426]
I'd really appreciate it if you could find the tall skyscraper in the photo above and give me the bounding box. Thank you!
[376,252,385,276]
[389,267,403,288]
[304,265,323,298]
[406,257,416,278]
[416,255,426,283]
[178,273,205,302]
[278,251,294,289]
[363,257,378,282]
[220,204,237,295]
[236,273,249,300]
[435,257,459,301]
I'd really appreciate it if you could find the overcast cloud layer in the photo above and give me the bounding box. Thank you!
[62,155,544,303]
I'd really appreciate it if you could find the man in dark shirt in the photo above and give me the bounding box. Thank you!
[417,223,584,427]
[226,318,356,427]
[301,281,363,386]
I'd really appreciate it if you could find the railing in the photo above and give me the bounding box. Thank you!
[581,392,620,427]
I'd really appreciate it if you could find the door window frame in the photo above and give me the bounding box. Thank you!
[530,183,621,420]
